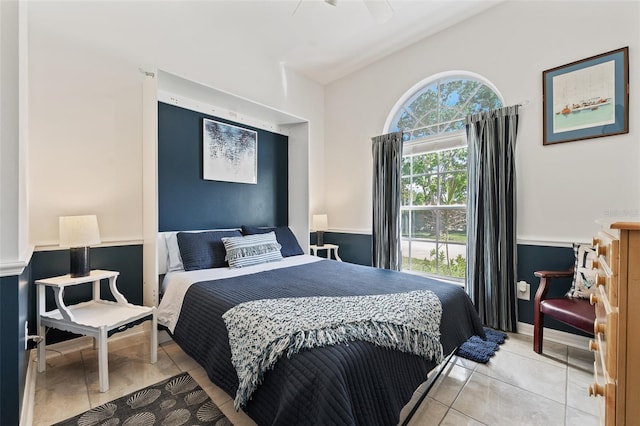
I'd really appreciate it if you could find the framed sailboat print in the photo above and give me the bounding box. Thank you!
[543,47,628,145]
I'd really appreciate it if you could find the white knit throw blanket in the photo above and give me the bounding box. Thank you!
[222,289,443,409]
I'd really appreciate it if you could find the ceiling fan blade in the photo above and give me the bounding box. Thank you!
[363,0,394,23]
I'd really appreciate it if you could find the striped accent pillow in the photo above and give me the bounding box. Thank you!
[222,232,283,268]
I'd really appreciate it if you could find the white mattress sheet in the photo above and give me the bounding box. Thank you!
[158,255,322,332]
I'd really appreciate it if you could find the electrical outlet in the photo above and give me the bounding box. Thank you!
[517,281,530,300]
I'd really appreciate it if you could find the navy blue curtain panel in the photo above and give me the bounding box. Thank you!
[465,105,519,332]
[371,131,403,270]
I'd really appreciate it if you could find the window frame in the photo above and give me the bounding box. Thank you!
[384,72,504,281]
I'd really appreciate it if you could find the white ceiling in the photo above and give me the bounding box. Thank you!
[28,0,502,85]
[262,0,503,84]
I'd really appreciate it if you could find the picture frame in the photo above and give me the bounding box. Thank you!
[202,118,258,184]
[543,47,628,145]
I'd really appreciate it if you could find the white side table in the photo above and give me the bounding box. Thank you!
[309,244,343,262]
[36,269,157,392]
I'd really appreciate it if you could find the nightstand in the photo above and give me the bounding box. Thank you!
[309,243,342,261]
[35,270,157,392]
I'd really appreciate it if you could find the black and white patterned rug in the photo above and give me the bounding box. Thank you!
[54,372,233,426]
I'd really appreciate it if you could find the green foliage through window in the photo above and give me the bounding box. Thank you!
[391,77,502,141]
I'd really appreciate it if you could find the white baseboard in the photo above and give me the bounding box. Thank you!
[517,321,590,350]
[20,324,164,426]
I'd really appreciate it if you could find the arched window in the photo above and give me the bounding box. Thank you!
[385,72,503,280]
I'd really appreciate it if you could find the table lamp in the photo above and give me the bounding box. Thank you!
[59,215,101,277]
[312,214,328,247]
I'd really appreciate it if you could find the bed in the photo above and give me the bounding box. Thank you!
[157,227,484,426]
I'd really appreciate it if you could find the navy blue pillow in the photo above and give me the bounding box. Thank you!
[241,225,304,257]
[177,230,242,270]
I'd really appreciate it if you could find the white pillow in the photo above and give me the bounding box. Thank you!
[165,233,184,272]
[222,232,283,268]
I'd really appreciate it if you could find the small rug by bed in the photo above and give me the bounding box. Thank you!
[54,372,233,426]
[456,327,507,363]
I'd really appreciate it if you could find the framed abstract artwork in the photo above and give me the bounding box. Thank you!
[543,47,629,145]
[202,118,257,184]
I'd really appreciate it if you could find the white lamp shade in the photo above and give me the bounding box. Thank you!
[59,215,101,248]
[312,214,328,231]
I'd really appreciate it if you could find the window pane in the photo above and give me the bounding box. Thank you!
[469,85,503,113]
[402,157,411,175]
[407,88,438,128]
[395,108,415,132]
[410,126,437,140]
[438,209,467,242]
[401,210,410,238]
[439,172,467,205]
[411,210,436,240]
[401,177,412,206]
[439,148,467,172]
[402,238,441,276]
[433,242,466,278]
[411,153,438,175]
[401,239,411,270]
[411,176,438,206]
[437,209,466,278]
[446,120,466,132]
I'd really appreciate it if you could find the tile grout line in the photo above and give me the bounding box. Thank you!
[438,360,481,426]
[564,345,569,425]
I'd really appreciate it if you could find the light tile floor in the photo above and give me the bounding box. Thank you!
[32,331,598,425]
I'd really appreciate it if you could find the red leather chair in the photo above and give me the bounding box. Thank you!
[533,268,596,354]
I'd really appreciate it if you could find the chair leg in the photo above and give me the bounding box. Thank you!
[533,311,544,354]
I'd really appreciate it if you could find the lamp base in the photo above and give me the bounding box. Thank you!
[317,231,324,247]
[70,247,91,278]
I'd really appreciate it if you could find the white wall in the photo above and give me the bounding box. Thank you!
[26,1,325,247]
[324,1,640,243]
[0,0,29,275]
[0,0,19,267]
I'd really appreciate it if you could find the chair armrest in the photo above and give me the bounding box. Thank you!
[534,268,574,305]
[534,269,574,279]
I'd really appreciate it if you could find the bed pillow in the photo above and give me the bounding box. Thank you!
[177,230,242,271]
[241,225,304,257]
[165,233,184,272]
[222,232,283,268]
[566,243,598,298]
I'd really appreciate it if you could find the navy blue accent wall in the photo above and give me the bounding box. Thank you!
[29,245,143,345]
[1,275,19,426]
[158,102,289,232]
[321,232,585,336]
[0,264,30,426]
[517,244,589,336]
[312,232,373,266]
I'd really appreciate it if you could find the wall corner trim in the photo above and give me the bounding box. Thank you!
[0,244,34,277]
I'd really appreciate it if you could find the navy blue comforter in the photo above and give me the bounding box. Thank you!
[171,259,484,426]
